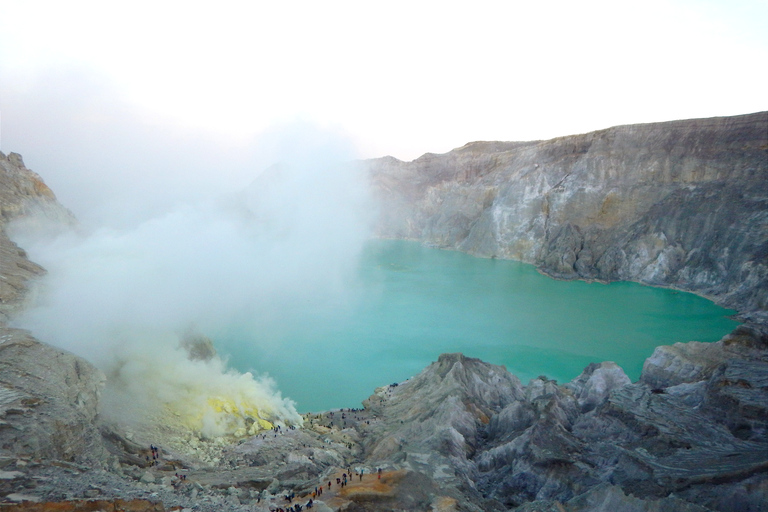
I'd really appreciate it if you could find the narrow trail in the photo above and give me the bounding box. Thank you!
[275,468,401,510]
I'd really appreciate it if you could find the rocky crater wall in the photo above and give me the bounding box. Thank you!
[0,152,76,323]
[0,152,103,466]
[1,120,767,511]
[367,112,768,320]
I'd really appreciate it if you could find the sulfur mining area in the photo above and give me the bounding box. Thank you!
[1,112,767,512]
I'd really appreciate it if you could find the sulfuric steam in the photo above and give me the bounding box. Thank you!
[10,132,372,439]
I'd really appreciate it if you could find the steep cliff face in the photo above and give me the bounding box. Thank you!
[0,152,104,466]
[0,327,106,462]
[0,152,76,322]
[368,112,768,318]
[1,119,767,510]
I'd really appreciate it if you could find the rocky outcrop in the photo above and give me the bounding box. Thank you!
[346,340,766,511]
[389,341,768,510]
[0,152,75,322]
[367,112,768,318]
[1,117,767,511]
[359,353,525,511]
[0,328,106,463]
[0,152,106,467]
[0,342,764,511]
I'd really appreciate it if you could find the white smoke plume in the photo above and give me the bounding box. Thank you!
[10,124,372,437]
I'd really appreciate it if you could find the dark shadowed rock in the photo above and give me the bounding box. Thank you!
[516,482,712,512]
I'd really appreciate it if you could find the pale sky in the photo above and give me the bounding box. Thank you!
[0,0,766,223]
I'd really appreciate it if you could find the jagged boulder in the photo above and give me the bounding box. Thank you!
[640,325,768,389]
[0,327,106,463]
[565,361,631,412]
[0,151,76,322]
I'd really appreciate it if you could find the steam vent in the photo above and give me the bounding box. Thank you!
[1,112,767,511]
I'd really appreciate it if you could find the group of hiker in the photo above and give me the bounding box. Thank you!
[146,444,161,467]
[271,500,312,511]
[278,490,313,511]
[143,433,386,508]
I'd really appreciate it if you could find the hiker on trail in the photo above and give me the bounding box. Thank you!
[360,469,364,481]
[378,467,382,479]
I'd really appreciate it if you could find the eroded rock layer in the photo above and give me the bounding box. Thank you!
[367,112,768,319]
[1,114,767,511]
[0,152,75,322]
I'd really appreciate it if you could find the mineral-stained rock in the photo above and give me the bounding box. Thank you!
[0,230,44,325]
[1,118,767,511]
[366,112,768,316]
[0,151,76,323]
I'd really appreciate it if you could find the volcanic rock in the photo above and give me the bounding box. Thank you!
[367,112,768,318]
[1,115,768,511]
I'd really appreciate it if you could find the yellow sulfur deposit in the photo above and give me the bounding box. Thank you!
[206,397,274,431]
[169,395,282,439]
[101,336,302,441]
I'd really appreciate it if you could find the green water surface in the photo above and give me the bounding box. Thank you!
[217,240,739,412]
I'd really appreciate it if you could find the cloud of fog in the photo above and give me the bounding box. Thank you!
[9,117,373,435]
[1,66,364,231]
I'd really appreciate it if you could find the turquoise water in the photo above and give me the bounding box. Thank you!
[216,239,739,412]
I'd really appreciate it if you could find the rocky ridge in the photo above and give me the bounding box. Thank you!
[0,152,99,466]
[0,153,75,323]
[367,112,768,321]
[1,112,767,512]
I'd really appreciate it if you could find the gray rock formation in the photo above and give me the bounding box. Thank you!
[0,327,106,462]
[367,112,768,319]
[1,114,767,512]
[1,341,764,511]
[0,152,106,468]
[0,152,75,323]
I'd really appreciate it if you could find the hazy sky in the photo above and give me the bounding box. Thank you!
[1,0,766,222]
